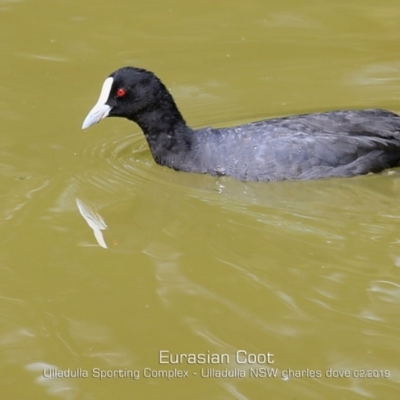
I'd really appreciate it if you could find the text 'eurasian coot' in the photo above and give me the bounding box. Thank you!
[82,67,400,181]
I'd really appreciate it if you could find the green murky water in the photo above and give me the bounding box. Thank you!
[1,0,400,399]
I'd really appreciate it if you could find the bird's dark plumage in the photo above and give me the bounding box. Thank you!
[82,67,400,181]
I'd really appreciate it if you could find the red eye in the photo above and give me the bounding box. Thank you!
[116,88,126,97]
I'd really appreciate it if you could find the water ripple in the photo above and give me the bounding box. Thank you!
[81,132,151,192]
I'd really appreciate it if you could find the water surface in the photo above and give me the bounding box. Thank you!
[1,0,400,399]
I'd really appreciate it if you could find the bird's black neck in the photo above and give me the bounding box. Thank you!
[131,92,194,167]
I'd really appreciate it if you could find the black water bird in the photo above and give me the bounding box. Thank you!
[82,67,400,181]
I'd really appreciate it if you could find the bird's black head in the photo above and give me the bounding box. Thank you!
[82,67,171,129]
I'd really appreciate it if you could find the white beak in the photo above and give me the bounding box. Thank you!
[82,77,114,129]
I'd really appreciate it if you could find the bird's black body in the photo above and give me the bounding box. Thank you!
[83,67,400,181]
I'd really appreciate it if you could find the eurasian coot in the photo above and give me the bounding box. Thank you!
[82,67,400,181]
